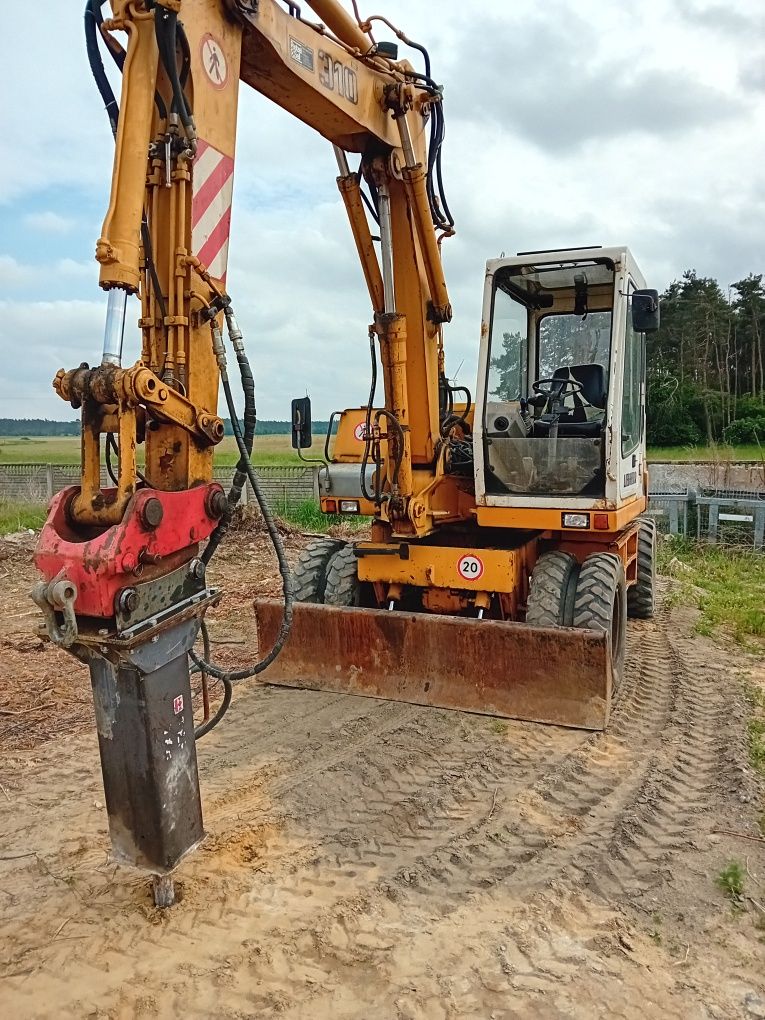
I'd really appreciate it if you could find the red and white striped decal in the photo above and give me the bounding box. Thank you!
[192,139,234,283]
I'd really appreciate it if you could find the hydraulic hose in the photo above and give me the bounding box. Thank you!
[202,307,257,565]
[85,0,119,135]
[190,312,294,683]
[192,621,233,739]
[154,6,196,149]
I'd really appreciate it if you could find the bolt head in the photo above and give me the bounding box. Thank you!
[206,488,228,520]
[141,497,164,530]
[118,588,139,614]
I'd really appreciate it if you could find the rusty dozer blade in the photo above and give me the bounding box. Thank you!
[254,600,612,731]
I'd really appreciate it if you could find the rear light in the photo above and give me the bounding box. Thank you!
[339,500,360,514]
[593,513,609,530]
[324,499,337,513]
[562,512,590,529]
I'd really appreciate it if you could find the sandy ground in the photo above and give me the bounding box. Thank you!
[1,527,764,1020]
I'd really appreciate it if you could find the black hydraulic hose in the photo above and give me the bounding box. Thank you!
[450,384,472,419]
[140,220,168,323]
[359,184,380,226]
[96,3,169,122]
[85,0,119,135]
[190,369,293,682]
[192,621,232,739]
[202,313,257,565]
[154,6,195,144]
[375,409,405,491]
[105,431,119,485]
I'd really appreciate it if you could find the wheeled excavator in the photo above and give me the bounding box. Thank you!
[32,0,659,904]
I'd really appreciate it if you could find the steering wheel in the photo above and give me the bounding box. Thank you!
[532,377,584,402]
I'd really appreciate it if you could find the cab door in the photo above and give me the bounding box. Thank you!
[617,282,646,504]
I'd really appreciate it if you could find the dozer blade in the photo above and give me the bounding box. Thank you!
[254,599,612,731]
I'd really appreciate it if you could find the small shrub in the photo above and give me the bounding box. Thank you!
[723,417,765,445]
[716,861,745,901]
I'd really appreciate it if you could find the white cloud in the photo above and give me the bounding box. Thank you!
[23,211,76,234]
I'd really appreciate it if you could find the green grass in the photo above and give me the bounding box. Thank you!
[658,539,765,644]
[0,500,47,536]
[3,435,765,467]
[716,861,746,902]
[0,434,306,467]
[647,443,763,462]
[278,499,370,533]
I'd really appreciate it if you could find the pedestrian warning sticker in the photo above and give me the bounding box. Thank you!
[200,33,228,89]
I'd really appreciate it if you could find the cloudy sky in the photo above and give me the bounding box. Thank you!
[1,0,764,422]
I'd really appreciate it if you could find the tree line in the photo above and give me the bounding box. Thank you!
[647,271,765,446]
[0,419,333,438]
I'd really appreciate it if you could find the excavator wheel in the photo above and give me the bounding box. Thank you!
[292,537,345,603]
[627,515,656,619]
[526,551,580,627]
[573,552,627,691]
[324,544,362,607]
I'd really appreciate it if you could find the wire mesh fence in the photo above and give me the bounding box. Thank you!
[646,488,765,550]
[0,463,319,515]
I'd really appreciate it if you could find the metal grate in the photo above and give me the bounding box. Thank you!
[695,490,765,550]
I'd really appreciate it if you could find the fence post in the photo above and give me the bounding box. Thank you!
[46,464,54,502]
[754,505,765,551]
[312,466,320,501]
[707,502,719,545]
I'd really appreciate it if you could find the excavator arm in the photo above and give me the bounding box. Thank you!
[32,0,464,905]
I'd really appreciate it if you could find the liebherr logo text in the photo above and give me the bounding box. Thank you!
[319,50,358,104]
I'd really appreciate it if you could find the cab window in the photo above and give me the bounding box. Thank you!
[487,287,528,401]
[621,294,643,456]
[538,311,612,380]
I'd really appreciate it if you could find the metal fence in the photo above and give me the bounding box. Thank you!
[0,463,318,513]
[646,488,765,550]
[2,462,763,549]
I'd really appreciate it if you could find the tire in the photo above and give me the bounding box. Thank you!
[292,538,345,603]
[526,551,580,627]
[627,516,656,620]
[324,544,362,607]
[573,552,627,691]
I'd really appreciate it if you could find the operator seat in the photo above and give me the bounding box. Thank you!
[533,363,607,438]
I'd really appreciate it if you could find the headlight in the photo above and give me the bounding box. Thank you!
[562,512,590,529]
[339,500,360,514]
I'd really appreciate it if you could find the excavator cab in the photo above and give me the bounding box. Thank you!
[475,247,656,508]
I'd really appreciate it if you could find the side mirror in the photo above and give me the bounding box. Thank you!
[631,289,660,333]
[291,396,312,450]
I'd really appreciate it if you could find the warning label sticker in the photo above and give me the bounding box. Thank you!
[200,33,228,89]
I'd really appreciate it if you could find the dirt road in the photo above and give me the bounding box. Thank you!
[1,532,764,1019]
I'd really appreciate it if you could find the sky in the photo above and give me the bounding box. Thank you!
[1,0,764,422]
